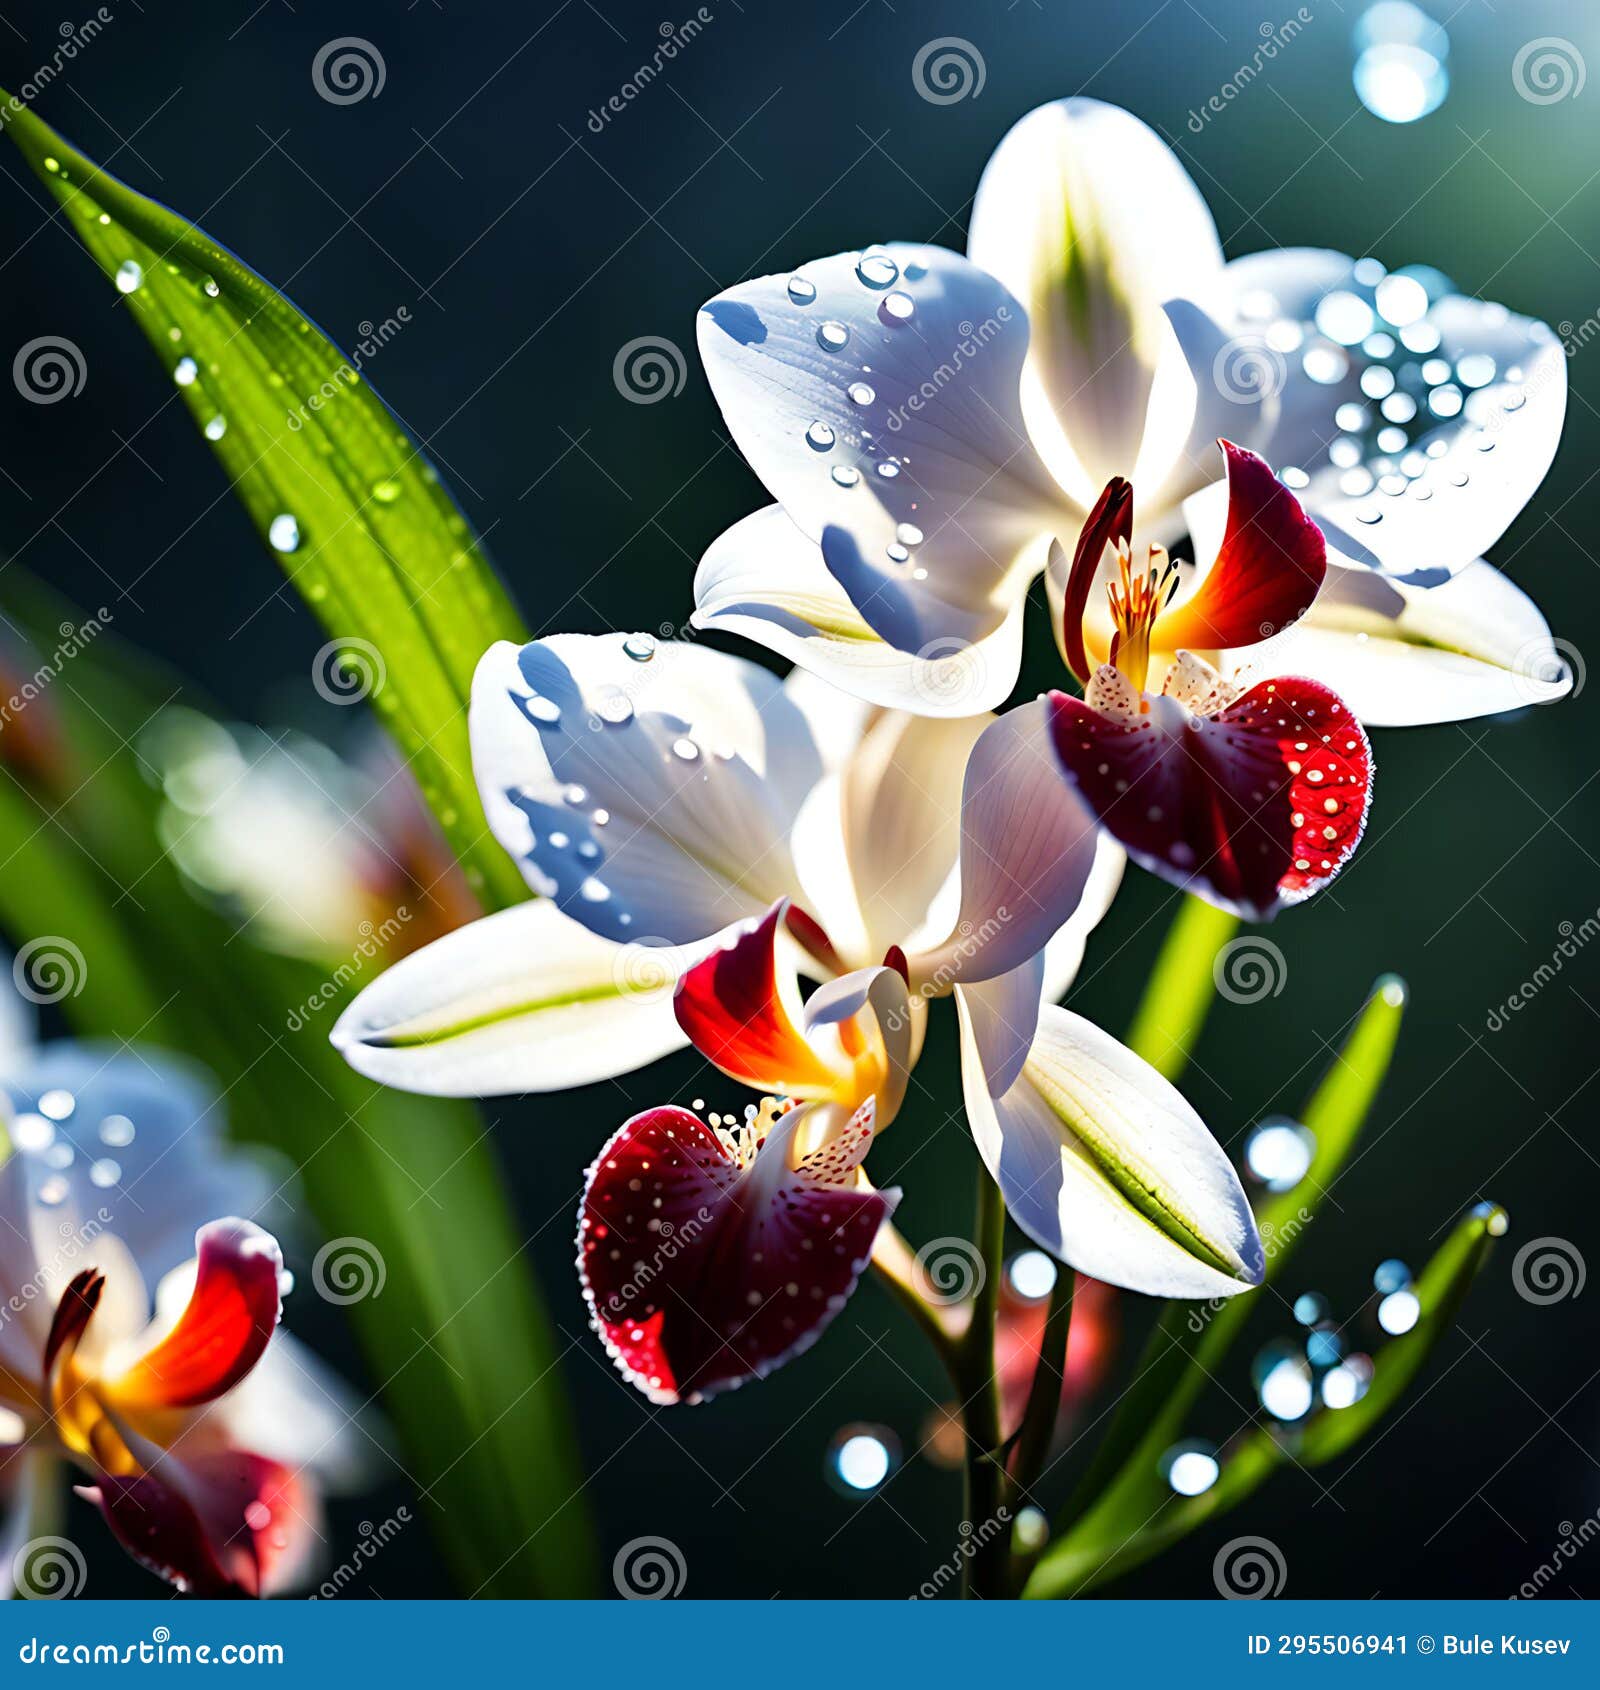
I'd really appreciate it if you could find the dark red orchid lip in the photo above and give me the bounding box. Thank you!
[577,1101,895,1404]
[1048,675,1372,920]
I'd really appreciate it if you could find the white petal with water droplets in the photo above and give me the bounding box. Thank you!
[693,506,1026,716]
[698,243,1061,653]
[470,635,822,945]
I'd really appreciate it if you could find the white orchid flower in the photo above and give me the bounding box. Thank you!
[0,1035,368,1597]
[334,634,1263,1362]
[693,97,1570,730]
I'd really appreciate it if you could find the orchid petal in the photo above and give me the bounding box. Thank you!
[969,98,1224,507]
[1049,675,1373,920]
[1041,833,1127,1004]
[1197,253,1566,581]
[912,701,1101,986]
[804,964,914,1128]
[578,1100,895,1403]
[958,1001,1263,1298]
[697,243,1059,652]
[1153,442,1327,653]
[331,899,715,1097]
[693,506,1026,715]
[1255,558,1573,726]
[674,904,844,1098]
[106,1220,281,1410]
[470,635,821,943]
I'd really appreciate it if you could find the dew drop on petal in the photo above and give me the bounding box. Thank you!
[268,514,300,553]
[115,259,144,294]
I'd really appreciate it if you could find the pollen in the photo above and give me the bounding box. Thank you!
[1106,541,1182,693]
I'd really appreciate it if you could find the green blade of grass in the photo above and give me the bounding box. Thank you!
[1,97,528,912]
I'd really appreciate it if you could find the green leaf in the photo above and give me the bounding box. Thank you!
[1025,974,1409,1599]
[1122,895,1239,1078]
[0,580,593,1596]
[1025,1202,1505,1594]
[0,97,529,913]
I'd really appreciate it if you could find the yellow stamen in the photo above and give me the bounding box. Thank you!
[1105,541,1182,692]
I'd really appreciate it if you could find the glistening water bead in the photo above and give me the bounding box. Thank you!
[267,514,300,554]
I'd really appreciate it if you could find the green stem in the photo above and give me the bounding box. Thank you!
[955,1166,1008,1599]
[1010,1270,1075,1506]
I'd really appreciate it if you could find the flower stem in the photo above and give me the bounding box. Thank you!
[1009,1269,1075,1512]
[955,1166,1007,1599]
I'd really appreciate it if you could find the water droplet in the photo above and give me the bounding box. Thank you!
[1456,353,1496,388]
[1377,1288,1421,1335]
[371,478,402,504]
[203,276,220,298]
[1161,1440,1220,1497]
[173,357,198,387]
[1374,273,1430,327]
[1428,384,1463,418]
[89,1158,121,1189]
[38,1090,75,1121]
[826,1424,899,1494]
[817,321,849,352]
[99,1114,135,1147]
[115,259,144,294]
[855,251,899,290]
[886,542,909,564]
[1359,365,1396,400]
[579,876,611,902]
[597,691,633,725]
[10,1114,53,1154]
[37,1175,69,1208]
[43,156,60,174]
[1381,392,1417,423]
[563,783,589,806]
[894,522,924,547]
[786,274,817,305]
[267,513,300,553]
[203,414,227,440]
[805,419,836,452]
[874,459,900,479]
[622,632,657,662]
[1245,1119,1316,1191]
[244,1500,273,1533]
[1335,402,1370,433]
[1256,1346,1314,1420]
[830,464,860,487]
[671,737,700,762]
[847,381,875,406]
[879,291,915,324]
[524,694,562,725]
[1315,290,1375,346]
[1007,1250,1057,1301]
[1329,437,1363,470]
[1302,344,1348,384]
[1280,466,1310,489]
[1373,1257,1412,1294]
